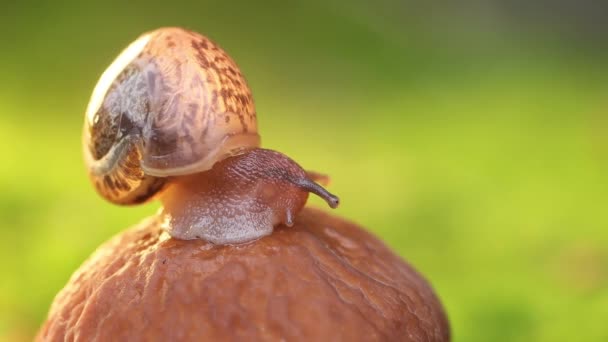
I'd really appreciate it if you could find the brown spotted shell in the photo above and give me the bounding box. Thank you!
[83,27,260,205]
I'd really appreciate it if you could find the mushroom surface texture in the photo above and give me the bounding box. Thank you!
[38,208,449,341]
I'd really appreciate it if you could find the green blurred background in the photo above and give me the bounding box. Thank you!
[1,0,607,341]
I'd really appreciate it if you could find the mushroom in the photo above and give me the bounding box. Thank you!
[37,208,449,341]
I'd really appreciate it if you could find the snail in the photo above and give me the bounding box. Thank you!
[83,27,338,244]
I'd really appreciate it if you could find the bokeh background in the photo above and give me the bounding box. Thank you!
[1,0,607,341]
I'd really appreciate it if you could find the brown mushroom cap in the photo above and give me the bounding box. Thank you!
[37,208,449,341]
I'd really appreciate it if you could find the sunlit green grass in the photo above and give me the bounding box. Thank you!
[1,1,608,341]
[2,62,607,341]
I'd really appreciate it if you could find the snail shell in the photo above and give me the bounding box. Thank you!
[83,27,259,204]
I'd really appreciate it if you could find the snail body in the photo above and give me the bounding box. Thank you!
[84,27,338,243]
[160,149,338,244]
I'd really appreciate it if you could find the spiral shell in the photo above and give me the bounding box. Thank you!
[83,27,260,204]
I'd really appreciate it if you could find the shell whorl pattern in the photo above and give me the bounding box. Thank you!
[84,27,260,204]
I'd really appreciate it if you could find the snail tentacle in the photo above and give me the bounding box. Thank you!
[292,178,340,209]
